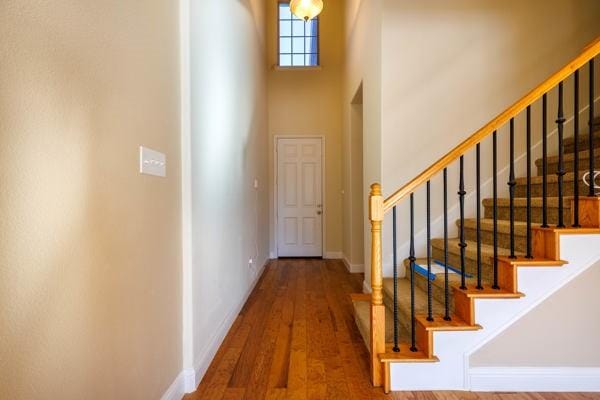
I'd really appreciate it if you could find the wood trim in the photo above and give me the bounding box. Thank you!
[350,293,371,302]
[573,197,600,228]
[416,315,482,331]
[368,183,385,387]
[383,35,600,212]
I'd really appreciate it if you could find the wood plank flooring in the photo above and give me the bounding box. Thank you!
[185,258,599,400]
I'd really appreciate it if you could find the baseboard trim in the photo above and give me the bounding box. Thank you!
[161,371,186,400]
[469,367,600,392]
[324,251,343,259]
[342,255,364,273]
[185,258,269,395]
[362,279,371,294]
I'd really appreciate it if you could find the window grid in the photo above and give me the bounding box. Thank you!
[278,3,319,67]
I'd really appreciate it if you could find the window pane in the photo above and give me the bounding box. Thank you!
[280,21,291,36]
[279,4,292,20]
[292,20,304,36]
[280,37,291,53]
[305,37,318,53]
[280,54,292,66]
[292,37,304,53]
[292,54,305,66]
[306,54,318,66]
[305,19,318,36]
[277,4,318,69]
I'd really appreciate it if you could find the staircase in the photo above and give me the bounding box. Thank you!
[352,37,600,393]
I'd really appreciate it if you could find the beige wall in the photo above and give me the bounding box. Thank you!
[381,0,600,194]
[188,0,271,383]
[471,261,600,367]
[0,1,182,399]
[342,87,365,267]
[374,0,600,279]
[267,0,344,257]
[343,0,383,281]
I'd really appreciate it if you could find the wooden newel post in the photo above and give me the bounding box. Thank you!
[369,183,385,387]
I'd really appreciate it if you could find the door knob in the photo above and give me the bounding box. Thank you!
[317,211,322,215]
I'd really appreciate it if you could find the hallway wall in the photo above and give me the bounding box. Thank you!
[0,1,182,399]
[187,0,270,388]
[343,0,383,284]
[267,0,345,258]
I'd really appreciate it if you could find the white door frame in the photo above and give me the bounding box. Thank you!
[274,135,326,258]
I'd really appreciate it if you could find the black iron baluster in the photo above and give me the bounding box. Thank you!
[426,181,433,321]
[557,82,566,228]
[459,156,467,289]
[409,193,417,352]
[526,106,533,258]
[509,118,517,258]
[476,144,483,289]
[492,131,500,289]
[542,94,549,228]
[443,168,451,320]
[392,206,400,352]
[574,70,581,227]
[589,58,596,198]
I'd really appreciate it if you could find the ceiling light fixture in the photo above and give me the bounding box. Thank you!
[290,0,323,21]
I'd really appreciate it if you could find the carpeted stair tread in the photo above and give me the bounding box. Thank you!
[460,218,536,236]
[562,121,600,154]
[460,218,537,253]
[483,197,571,225]
[382,278,446,332]
[405,258,491,308]
[431,238,522,265]
[352,298,410,350]
[535,148,600,171]
[412,258,486,285]
[482,197,571,208]
[515,171,581,186]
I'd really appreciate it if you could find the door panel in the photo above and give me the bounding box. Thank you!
[277,138,323,257]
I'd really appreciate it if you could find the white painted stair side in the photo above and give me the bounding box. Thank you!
[389,234,600,391]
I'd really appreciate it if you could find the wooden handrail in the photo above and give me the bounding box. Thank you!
[383,36,600,212]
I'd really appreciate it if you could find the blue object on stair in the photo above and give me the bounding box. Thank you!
[413,263,436,281]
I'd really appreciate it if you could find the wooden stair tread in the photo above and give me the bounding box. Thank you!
[453,285,524,298]
[416,315,482,331]
[496,256,566,266]
[378,344,438,363]
[534,226,600,235]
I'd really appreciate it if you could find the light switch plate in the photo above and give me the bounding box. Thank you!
[139,146,166,177]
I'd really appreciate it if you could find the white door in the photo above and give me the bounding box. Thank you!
[277,138,323,257]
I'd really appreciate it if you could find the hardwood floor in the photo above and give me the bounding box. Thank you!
[186,258,599,400]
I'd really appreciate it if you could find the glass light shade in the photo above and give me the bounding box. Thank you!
[290,0,323,21]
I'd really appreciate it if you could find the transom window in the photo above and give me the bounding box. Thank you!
[278,3,319,67]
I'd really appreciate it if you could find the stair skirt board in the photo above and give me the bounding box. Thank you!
[468,367,600,392]
[386,233,600,391]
